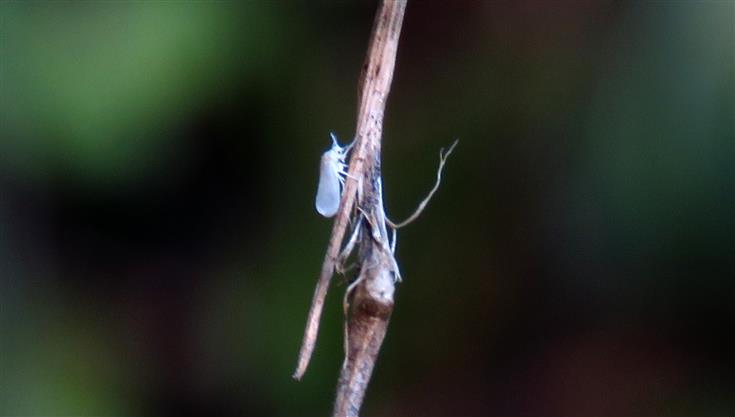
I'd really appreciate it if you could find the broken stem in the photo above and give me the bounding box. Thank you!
[331,1,406,415]
[293,0,407,386]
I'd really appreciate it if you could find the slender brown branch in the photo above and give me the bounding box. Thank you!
[332,1,407,415]
[293,0,407,384]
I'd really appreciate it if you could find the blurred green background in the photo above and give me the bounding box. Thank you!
[1,2,733,416]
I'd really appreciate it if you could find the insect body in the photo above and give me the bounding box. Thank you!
[316,133,350,217]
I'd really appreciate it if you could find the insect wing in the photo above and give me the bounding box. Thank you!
[315,152,342,217]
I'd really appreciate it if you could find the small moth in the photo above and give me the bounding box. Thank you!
[315,133,350,217]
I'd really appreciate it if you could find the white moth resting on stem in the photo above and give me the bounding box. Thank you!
[315,133,351,217]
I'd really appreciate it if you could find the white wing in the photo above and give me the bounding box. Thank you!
[315,152,342,217]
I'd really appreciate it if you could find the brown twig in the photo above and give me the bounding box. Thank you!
[293,0,406,384]
[294,1,449,416]
[294,0,456,412]
[330,1,408,414]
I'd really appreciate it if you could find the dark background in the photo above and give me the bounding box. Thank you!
[1,2,733,416]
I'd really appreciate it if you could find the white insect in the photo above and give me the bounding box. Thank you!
[315,133,350,217]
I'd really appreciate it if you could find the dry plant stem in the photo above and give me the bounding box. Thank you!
[334,179,396,417]
[332,1,406,414]
[293,0,407,385]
